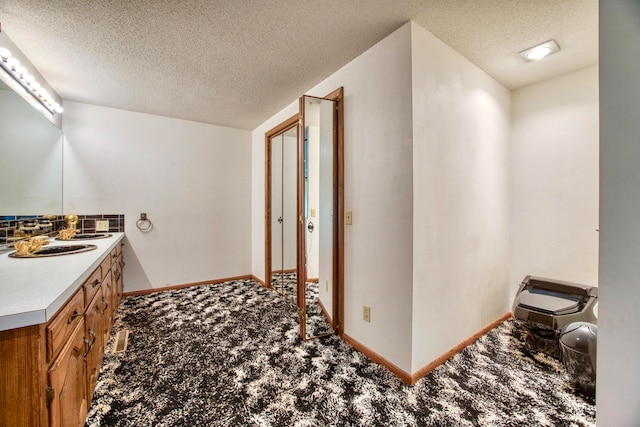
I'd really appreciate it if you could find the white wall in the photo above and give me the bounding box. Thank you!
[308,25,415,373]
[511,66,599,291]
[598,1,640,425]
[252,23,415,372]
[410,22,512,372]
[63,101,252,292]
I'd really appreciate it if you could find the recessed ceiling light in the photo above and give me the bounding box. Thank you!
[518,40,560,62]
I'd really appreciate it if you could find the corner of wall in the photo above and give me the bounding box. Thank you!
[408,21,511,374]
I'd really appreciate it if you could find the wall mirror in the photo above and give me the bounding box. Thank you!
[298,88,344,340]
[0,78,63,215]
[265,88,343,340]
[265,115,300,305]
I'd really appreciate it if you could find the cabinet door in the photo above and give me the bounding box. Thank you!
[47,319,88,427]
[101,270,115,346]
[85,289,105,400]
[112,253,124,308]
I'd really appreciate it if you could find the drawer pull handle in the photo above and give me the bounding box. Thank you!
[120,260,125,269]
[112,253,117,259]
[115,272,121,281]
[45,385,54,408]
[83,329,96,357]
[67,310,80,324]
[92,279,100,288]
[102,296,110,313]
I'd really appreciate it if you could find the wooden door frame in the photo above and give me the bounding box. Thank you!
[264,114,301,293]
[298,87,344,338]
[326,86,345,337]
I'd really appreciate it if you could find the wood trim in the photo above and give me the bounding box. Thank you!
[265,114,300,294]
[297,96,306,339]
[410,312,513,384]
[122,275,255,296]
[306,277,319,283]
[342,333,413,384]
[298,87,344,339]
[324,87,344,335]
[342,312,513,385]
[251,275,266,287]
[316,297,332,325]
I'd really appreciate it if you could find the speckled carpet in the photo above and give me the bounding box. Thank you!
[271,272,334,338]
[85,279,595,426]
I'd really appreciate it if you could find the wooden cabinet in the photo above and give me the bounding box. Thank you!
[47,319,88,427]
[46,290,85,363]
[0,241,124,427]
[85,288,105,399]
[0,324,47,426]
[112,250,124,307]
[101,270,114,338]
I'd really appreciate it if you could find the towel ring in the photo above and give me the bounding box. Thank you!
[136,217,153,232]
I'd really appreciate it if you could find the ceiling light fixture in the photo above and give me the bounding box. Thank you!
[0,46,63,114]
[518,40,560,63]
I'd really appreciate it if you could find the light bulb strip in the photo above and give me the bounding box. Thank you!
[0,47,63,114]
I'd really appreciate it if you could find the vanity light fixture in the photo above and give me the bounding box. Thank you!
[518,40,560,63]
[0,46,63,114]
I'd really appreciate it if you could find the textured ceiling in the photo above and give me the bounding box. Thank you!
[0,1,598,130]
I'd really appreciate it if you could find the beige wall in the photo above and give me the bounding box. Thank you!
[410,22,512,373]
[63,101,252,292]
[510,66,599,290]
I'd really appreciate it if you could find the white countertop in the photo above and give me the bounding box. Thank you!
[0,232,125,331]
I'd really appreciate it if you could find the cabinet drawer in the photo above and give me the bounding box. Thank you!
[111,247,119,261]
[83,266,102,310]
[46,289,84,363]
[100,255,112,279]
[101,271,115,336]
[113,242,123,257]
[85,289,105,399]
[111,253,123,275]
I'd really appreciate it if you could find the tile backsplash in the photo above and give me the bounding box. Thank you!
[0,214,125,245]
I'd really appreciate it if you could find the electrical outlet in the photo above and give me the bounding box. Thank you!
[345,210,352,225]
[363,305,371,322]
[96,220,109,232]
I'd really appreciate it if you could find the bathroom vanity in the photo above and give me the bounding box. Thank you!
[0,233,124,427]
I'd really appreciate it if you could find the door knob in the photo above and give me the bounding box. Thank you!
[278,216,283,224]
[307,221,315,233]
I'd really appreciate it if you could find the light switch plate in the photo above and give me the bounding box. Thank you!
[363,305,371,322]
[345,210,352,225]
[96,220,109,232]
[311,208,317,217]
